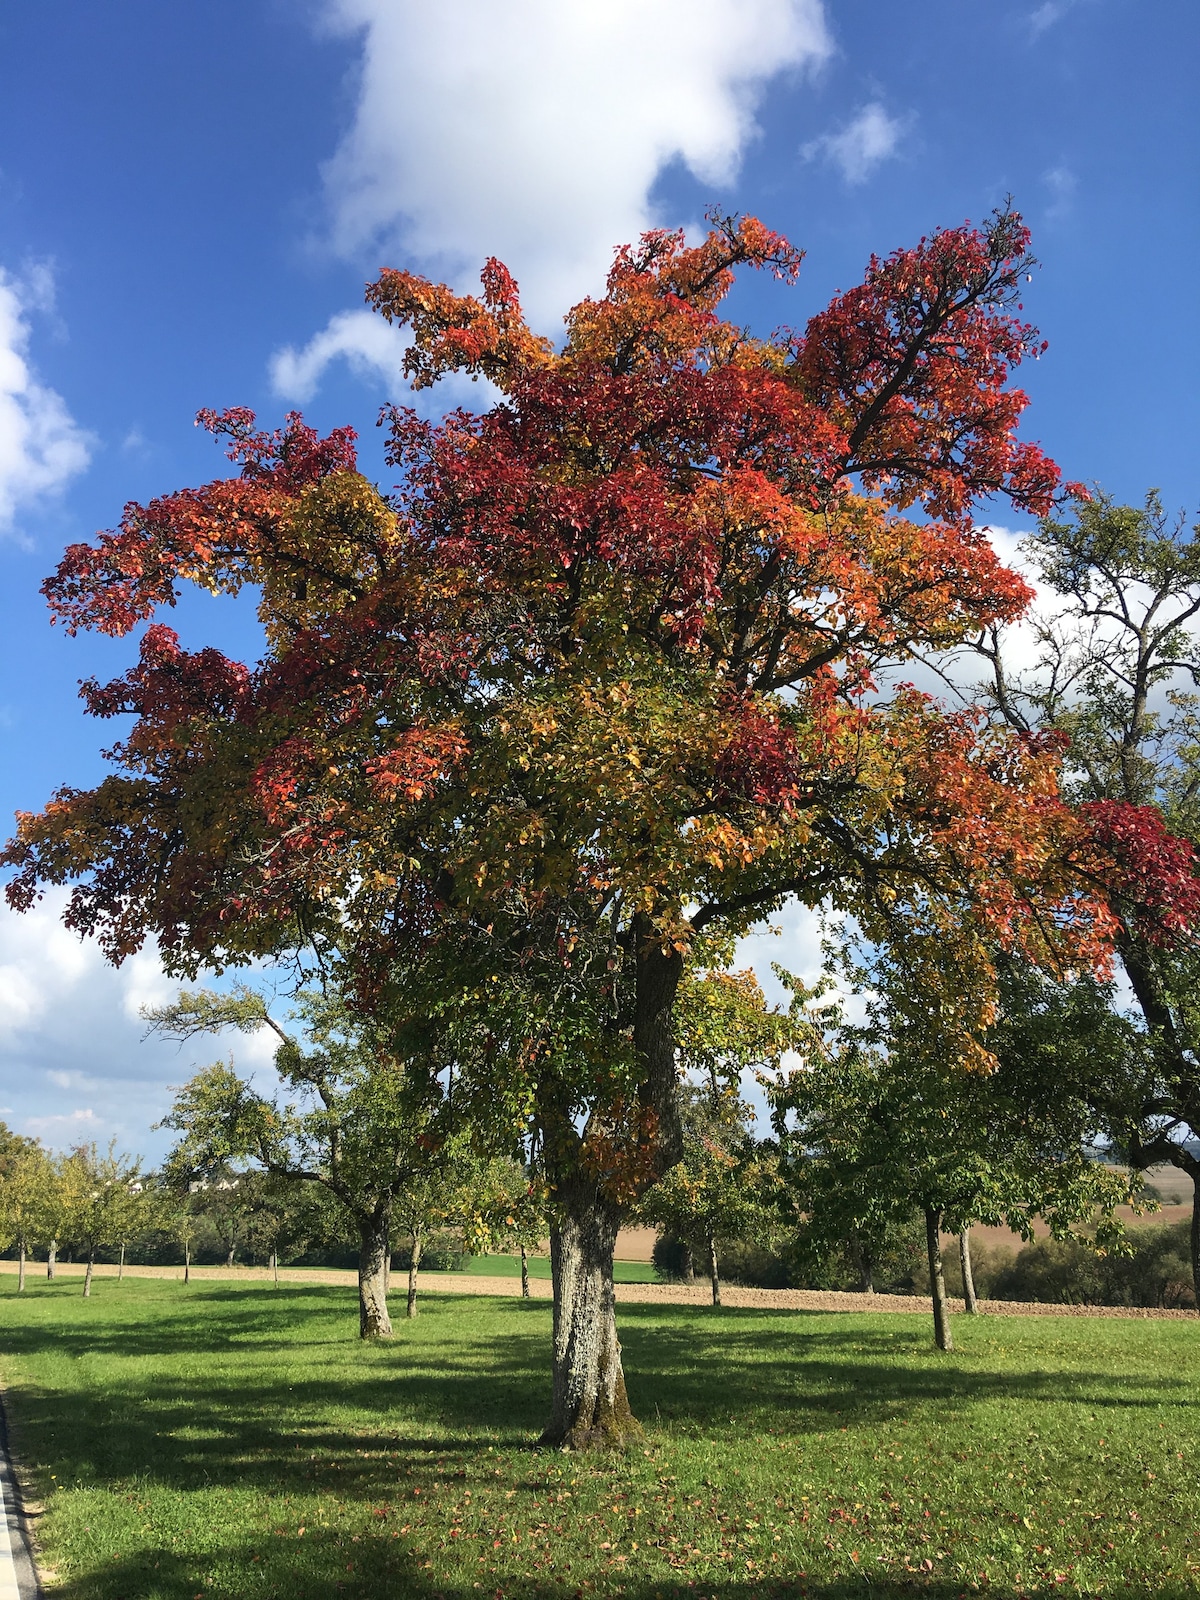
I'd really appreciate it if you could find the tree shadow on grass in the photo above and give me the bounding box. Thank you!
[1,1290,1193,1504]
[617,1306,1200,1432]
[37,1536,1200,1600]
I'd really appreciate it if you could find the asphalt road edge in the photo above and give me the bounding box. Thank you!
[0,1390,41,1600]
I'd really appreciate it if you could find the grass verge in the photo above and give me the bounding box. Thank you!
[0,1276,1196,1598]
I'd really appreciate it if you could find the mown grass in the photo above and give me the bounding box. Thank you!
[0,1277,1196,1598]
[461,1254,658,1283]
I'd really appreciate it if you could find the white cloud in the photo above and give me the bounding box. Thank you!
[0,890,280,1157]
[0,267,92,536]
[308,0,830,341]
[270,307,412,402]
[801,101,907,185]
[1043,163,1077,219]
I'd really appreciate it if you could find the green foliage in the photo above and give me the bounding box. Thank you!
[771,962,1137,1286]
[56,1142,145,1258]
[993,1220,1197,1309]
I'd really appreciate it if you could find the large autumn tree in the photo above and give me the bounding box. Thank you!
[5,208,1108,1446]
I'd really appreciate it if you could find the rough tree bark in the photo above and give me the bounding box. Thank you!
[959,1227,978,1314]
[706,1229,722,1307]
[46,1240,56,1280]
[520,1243,530,1299]
[925,1207,953,1351]
[540,928,684,1449]
[357,1208,393,1338]
[542,1179,638,1450]
[83,1245,95,1299]
[407,1229,422,1320]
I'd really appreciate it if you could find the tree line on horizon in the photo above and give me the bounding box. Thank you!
[2,205,1199,1446]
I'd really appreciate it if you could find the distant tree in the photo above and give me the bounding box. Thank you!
[0,1128,54,1291]
[150,980,479,1337]
[971,492,1200,1293]
[637,970,796,1305]
[57,1143,144,1297]
[771,963,1136,1350]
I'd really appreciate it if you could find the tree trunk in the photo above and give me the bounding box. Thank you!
[357,1211,393,1339]
[118,1241,126,1282]
[406,1230,421,1319]
[542,1183,639,1450]
[17,1240,25,1293]
[680,1242,694,1285]
[707,1229,721,1307]
[537,924,682,1450]
[47,1239,56,1280]
[520,1243,530,1299]
[225,1244,235,1268]
[270,1249,279,1287]
[1190,1173,1199,1306]
[925,1207,953,1351]
[852,1233,874,1292]
[959,1226,978,1314]
[184,1239,191,1285]
[83,1246,95,1299]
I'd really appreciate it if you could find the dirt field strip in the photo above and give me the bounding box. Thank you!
[1,1259,1193,1319]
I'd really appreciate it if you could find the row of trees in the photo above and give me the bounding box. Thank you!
[5,202,1199,1444]
[0,1131,143,1295]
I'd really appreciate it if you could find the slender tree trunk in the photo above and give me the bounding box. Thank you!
[1190,1175,1199,1306]
[270,1248,279,1287]
[17,1239,25,1293]
[357,1210,393,1339]
[225,1245,235,1268]
[47,1240,56,1280]
[184,1239,191,1285]
[680,1242,694,1285]
[520,1243,530,1299]
[925,1208,953,1351]
[83,1246,95,1299]
[852,1233,874,1292]
[406,1230,422,1320]
[707,1229,721,1307]
[542,1180,638,1450]
[959,1227,978,1314]
[118,1242,126,1282]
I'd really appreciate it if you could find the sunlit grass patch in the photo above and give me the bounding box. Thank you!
[0,1275,1196,1598]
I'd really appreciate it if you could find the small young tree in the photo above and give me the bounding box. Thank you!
[772,964,1137,1350]
[57,1143,144,1297]
[638,969,797,1305]
[151,981,476,1337]
[0,1130,54,1291]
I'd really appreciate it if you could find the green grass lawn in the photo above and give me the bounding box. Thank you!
[460,1253,658,1283]
[0,1278,1196,1599]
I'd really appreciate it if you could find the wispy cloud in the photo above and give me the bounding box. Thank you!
[0,266,92,537]
[270,308,412,403]
[1029,0,1080,38]
[1043,163,1078,219]
[801,101,908,185]
[275,0,831,401]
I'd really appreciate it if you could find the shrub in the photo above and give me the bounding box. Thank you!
[991,1222,1196,1308]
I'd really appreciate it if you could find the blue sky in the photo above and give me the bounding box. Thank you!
[0,0,1195,1154]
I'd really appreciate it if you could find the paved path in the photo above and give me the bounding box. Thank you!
[0,1399,38,1600]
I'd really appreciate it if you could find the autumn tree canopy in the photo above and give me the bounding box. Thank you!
[4,207,1111,1445]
